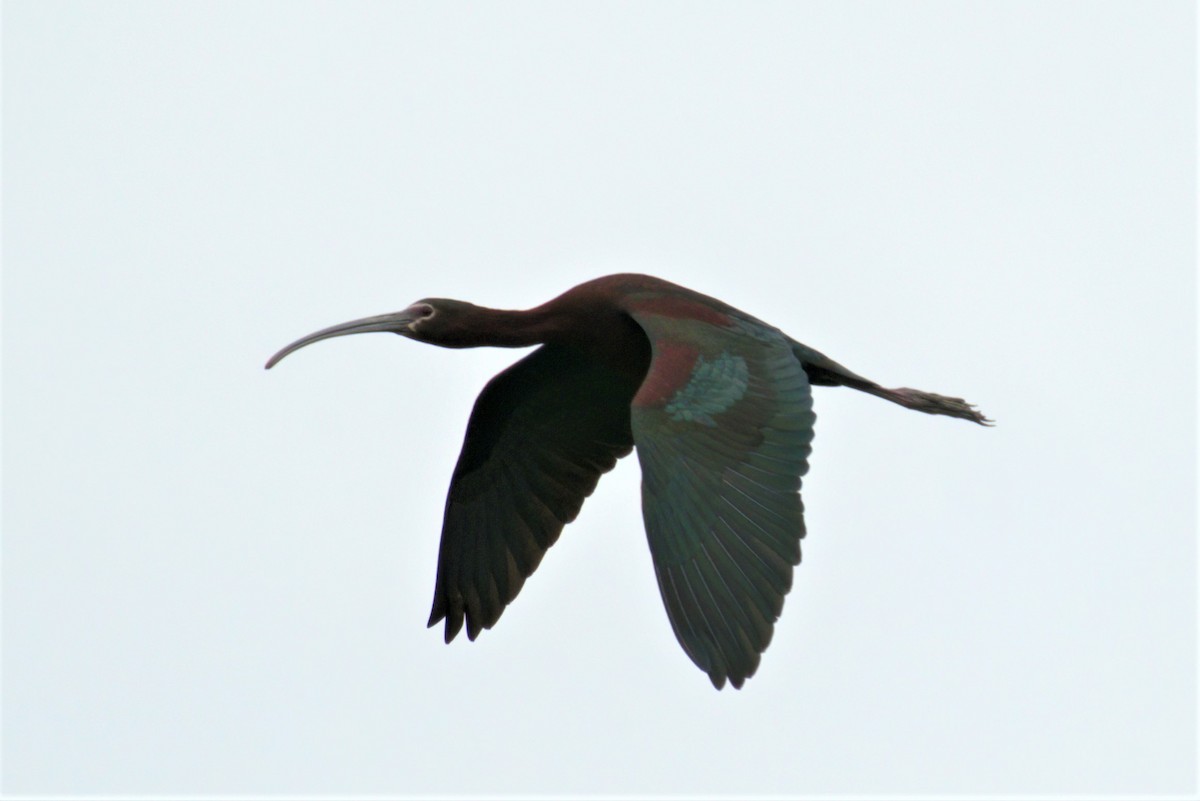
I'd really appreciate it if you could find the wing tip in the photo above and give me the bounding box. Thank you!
[708,667,755,690]
[428,603,467,644]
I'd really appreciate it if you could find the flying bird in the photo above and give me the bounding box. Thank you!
[266,273,990,688]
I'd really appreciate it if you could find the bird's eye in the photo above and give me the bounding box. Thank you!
[417,304,434,318]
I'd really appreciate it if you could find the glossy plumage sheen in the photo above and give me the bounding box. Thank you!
[266,274,990,689]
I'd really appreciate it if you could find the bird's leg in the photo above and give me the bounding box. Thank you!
[792,341,992,426]
[861,386,993,426]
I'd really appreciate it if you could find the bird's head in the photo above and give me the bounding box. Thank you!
[265,298,491,369]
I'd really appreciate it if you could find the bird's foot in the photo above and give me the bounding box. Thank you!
[885,387,994,426]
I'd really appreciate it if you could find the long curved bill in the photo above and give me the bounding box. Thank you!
[265,310,419,369]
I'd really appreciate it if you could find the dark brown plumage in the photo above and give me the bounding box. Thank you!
[267,274,990,688]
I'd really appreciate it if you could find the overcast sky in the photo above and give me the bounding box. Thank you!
[4,1,1195,797]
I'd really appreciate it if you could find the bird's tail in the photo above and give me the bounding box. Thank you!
[791,340,993,426]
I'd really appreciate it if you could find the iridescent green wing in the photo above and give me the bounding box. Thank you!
[428,344,641,642]
[628,305,815,689]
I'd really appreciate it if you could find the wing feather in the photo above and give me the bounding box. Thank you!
[428,344,643,642]
[628,308,814,689]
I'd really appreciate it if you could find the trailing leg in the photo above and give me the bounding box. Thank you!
[791,340,992,426]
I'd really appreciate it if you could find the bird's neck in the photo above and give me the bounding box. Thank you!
[444,305,557,349]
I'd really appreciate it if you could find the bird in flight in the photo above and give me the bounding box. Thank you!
[267,273,990,688]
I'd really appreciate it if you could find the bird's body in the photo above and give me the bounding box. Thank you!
[267,273,989,689]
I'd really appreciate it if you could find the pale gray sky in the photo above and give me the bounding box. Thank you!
[3,1,1195,797]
